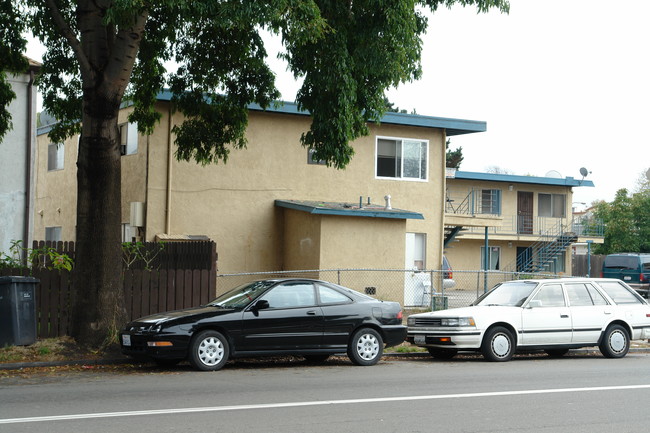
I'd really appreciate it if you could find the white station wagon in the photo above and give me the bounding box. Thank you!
[407,278,650,361]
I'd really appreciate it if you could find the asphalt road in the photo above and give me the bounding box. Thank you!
[2,352,650,433]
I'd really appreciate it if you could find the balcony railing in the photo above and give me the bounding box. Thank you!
[445,188,604,237]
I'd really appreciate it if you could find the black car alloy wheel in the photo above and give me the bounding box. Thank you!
[189,330,230,371]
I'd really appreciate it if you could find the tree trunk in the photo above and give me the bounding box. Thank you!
[70,97,127,348]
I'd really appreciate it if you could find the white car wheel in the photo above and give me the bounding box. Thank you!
[481,326,514,362]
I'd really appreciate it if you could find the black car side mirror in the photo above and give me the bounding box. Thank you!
[252,299,270,313]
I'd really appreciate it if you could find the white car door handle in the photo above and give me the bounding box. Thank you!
[560,314,569,318]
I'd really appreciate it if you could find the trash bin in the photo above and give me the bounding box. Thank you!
[432,295,448,311]
[0,276,39,346]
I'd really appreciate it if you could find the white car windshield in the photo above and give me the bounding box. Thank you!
[472,281,539,307]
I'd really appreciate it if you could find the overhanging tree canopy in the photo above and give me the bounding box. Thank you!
[1,0,509,346]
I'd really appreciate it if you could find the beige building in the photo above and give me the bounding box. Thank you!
[35,95,487,288]
[444,170,604,290]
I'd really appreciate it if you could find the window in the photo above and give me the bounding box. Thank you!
[565,283,594,306]
[481,189,501,215]
[597,281,643,305]
[45,226,62,242]
[376,137,427,180]
[317,285,352,304]
[47,143,64,171]
[119,121,138,155]
[480,246,500,270]
[538,193,566,218]
[406,233,426,270]
[530,284,566,307]
[260,282,316,308]
[122,223,133,242]
[307,149,326,165]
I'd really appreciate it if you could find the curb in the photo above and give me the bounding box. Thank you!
[2,348,649,371]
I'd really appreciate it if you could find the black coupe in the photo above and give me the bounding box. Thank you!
[120,278,406,371]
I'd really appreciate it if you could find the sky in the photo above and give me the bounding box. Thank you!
[25,0,650,208]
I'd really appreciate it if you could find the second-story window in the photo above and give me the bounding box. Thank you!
[481,189,501,215]
[47,143,64,171]
[538,193,566,218]
[376,137,428,180]
[119,121,138,156]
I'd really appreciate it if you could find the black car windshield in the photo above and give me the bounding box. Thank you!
[207,280,276,309]
[472,281,538,307]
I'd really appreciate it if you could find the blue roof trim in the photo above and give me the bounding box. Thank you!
[38,91,486,137]
[275,200,424,220]
[453,170,595,188]
[157,91,485,136]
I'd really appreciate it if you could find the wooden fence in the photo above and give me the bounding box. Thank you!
[572,254,605,278]
[0,240,216,339]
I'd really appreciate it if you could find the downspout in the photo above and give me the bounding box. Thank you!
[165,103,173,234]
[24,69,35,251]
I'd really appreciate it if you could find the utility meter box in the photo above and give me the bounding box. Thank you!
[0,276,38,346]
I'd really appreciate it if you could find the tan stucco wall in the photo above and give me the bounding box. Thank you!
[34,102,449,276]
[318,215,406,269]
[34,133,78,240]
[282,209,321,270]
[150,105,447,274]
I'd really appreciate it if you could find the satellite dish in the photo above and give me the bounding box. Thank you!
[579,167,589,177]
[545,170,562,179]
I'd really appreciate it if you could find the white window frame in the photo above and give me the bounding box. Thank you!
[375,136,428,181]
[481,246,501,270]
[538,193,566,218]
[119,121,138,156]
[45,226,62,242]
[47,142,64,171]
[406,233,427,270]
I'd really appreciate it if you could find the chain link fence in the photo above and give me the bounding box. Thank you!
[216,269,561,312]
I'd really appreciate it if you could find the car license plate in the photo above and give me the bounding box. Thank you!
[122,334,131,346]
[414,334,426,344]
[624,276,631,280]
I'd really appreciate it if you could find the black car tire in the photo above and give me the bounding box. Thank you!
[545,348,569,358]
[481,326,514,362]
[348,328,383,366]
[304,354,330,363]
[599,324,630,358]
[189,330,230,371]
[427,348,458,359]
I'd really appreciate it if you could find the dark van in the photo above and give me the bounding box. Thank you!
[602,253,650,297]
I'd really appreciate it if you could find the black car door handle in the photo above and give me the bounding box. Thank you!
[560,314,569,318]
[307,310,316,315]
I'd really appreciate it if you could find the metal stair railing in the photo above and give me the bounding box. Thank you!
[502,218,577,274]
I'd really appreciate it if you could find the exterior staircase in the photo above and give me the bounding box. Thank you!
[502,219,578,274]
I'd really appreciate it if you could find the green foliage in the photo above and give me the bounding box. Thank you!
[122,241,165,271]
[0,0,29,140]
[593,189,650,254]
[0,240,74,273]
[445,139,463,169]
[2,0,509,167]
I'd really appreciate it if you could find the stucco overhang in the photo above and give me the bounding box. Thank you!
[451,170,595,188]
[275,199,424,220]
[445,213,502,228]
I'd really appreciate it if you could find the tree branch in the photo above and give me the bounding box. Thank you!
[44,0,94,81]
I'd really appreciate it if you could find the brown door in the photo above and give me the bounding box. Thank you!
[517,192,533,234]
